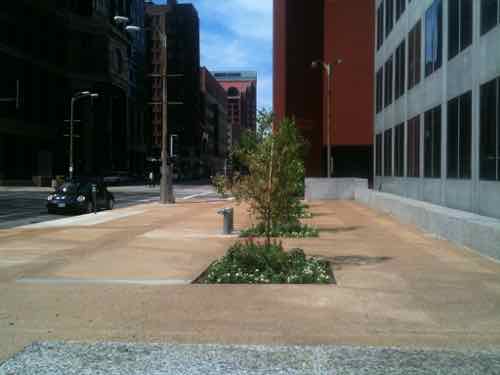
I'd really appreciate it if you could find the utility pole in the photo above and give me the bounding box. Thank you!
[115,16,178,204]
[159,17,175,204]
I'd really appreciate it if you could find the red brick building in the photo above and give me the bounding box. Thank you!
[273,0,375,179]
[200,67,228,174]
[213,72,257,147]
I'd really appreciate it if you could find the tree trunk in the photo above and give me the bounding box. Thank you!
[266,140,274,248]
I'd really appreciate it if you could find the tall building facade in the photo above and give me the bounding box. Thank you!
[0,0,147,185]
[200,67,229,175]
[213,71,257,147]
[273,0,375,179]
[145,0,202,179]
[128,0,149,174]
[374,0,500,219]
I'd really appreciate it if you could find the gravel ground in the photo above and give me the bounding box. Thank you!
[1,342,500,375]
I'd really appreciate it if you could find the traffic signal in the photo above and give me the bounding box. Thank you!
[170,134,179,159]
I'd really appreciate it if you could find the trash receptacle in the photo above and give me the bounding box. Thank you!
[217,207,234,235]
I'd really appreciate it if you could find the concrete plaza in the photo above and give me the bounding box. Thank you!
[1,199,500,370]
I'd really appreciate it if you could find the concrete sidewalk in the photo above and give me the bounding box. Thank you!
[1,200,500,363]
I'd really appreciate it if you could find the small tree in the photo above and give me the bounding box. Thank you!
[231,112,306,245]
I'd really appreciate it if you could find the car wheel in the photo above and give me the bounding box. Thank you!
[107,198,114,210]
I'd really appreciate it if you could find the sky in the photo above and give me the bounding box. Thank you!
[153,0,273,110]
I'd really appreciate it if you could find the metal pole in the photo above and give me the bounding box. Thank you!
[16,80,20,109]
[326,64,332,178]
[69,97,75,181]
[170,134,174,159]
[159,24,174,204]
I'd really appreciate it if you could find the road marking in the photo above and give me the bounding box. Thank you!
[0,212,29,219]
[136,197,160,203]
[16,277,191,286]
[181,192,213,200]
[18,210,145,229]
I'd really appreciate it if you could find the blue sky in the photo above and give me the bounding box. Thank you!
[153,0,273,109]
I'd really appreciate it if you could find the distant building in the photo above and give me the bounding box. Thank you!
[373,0,500,219]
[0,0,147,185]
[213,71,257,147]
[273,0,374,179]
[200,67,229,176]
[145,0,202,179]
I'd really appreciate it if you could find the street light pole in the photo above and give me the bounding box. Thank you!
[68,91,98,181]
[312,59,342,178]
[119,17,175,204]
[325,63,332,179]
[69,96,75,181]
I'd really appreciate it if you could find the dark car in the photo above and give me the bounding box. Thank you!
[46,181,115,214]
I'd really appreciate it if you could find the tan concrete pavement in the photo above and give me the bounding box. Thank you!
[1,199,500,362]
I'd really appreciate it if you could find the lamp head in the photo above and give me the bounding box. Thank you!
[125,25,141,33]
[114,16,130,25]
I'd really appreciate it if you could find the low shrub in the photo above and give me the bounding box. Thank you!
[295,203,313,219]
[204,240,332,284]
[211,174,229,197]
[240,222,319,238]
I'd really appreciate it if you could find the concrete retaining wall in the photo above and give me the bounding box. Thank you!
[355,188,500,262]
[305,178,368,201]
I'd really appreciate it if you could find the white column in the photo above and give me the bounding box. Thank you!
[440,0,449,206]
[470,0,482,213]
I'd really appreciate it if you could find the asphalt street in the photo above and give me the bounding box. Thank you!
[0,184,218,229]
